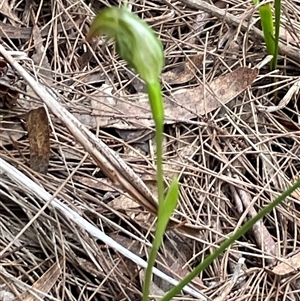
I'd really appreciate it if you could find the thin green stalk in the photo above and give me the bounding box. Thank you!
[143,177,178,301]
[143,81,165,301]
[272,0,281,70]
[142,215,167,301]
[146,81,164,205]
[160,179,300,301]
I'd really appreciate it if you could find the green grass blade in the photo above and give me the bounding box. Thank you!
[160,179,300,301]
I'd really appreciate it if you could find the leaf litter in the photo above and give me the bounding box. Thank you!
[86,66,258,129]
[0,0,300,300]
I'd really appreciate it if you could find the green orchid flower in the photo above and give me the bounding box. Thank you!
[86,7,164,84]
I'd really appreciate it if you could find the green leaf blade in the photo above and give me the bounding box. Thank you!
[157,178,179,236]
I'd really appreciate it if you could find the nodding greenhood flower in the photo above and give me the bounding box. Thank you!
[86,7,164,84]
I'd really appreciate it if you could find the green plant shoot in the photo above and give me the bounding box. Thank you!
[259,3,275,56]
[86,7,178,301]
[253,0,281,70]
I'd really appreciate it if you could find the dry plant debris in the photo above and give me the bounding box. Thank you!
[26,106,50,174]
[0,0,300,300]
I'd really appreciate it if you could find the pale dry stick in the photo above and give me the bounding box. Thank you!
[204,130,252,276]
[0,158,207,300]
[180,0,300,63]
[210,121,282,263]
[0,20,76,39]
[257,78,300,112]
[0,153,89,257]
[218,133,277,264]
[214,258,246,301]
[144,9,175,23]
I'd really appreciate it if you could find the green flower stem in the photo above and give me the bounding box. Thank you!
[142,216,166,301]
[143,81,165,300]
[160,179,300,301]
[143,178,179,301]
[146,81,164,205]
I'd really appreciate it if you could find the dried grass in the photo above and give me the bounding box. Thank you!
[0,0,300,300]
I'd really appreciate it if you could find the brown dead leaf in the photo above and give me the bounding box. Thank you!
[127,71,145,93]
[108,191,155,231]
[155,235,194,292]
[0,59,8,76]
[26,107,50,174]
[109,233,144,256]
[186,11,211,46]
[55,142,84,160]
[273,116,300,131]
[163,134,198,178]
[271,252,300,277]
[76,257,102,277]
[162,54,203,85]
[109,233,143,281]
[169,67,259,118]
[280,26,300,44]
[90,84,118,128]
[214,0,227,8]
[89,67,259,129]
[115,128,153,142]
[108,194,141,211]
[139,269,165,298]
[73,175,119,192]
[12,258,63,301]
